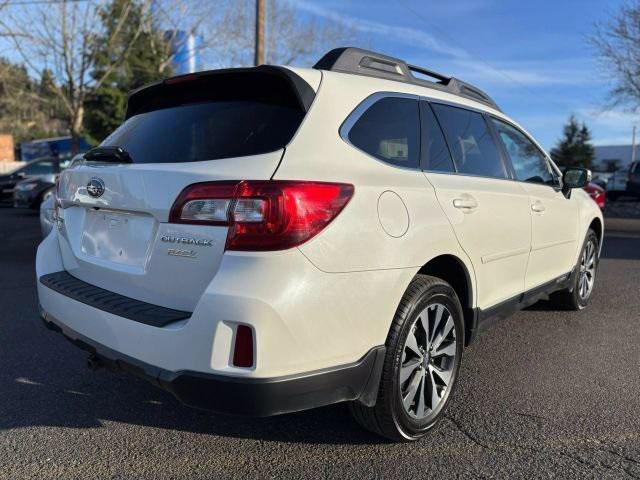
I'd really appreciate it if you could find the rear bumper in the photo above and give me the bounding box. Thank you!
[13,187,44,208]
[12,192,34,208]
[36,228,410,415]
[39,309,385,416]
[37,230,410,378]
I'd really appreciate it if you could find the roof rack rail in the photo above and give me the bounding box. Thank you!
[313,47,501,112]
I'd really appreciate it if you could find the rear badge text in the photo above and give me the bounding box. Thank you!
[167,249,197,258]
[161,235,213,247]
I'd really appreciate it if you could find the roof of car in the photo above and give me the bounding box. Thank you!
[313,47,502,112]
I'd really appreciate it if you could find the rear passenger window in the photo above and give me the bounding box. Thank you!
[348,97,420,168]
[431,104,507,179]
[420,102,455,173]
[491,119,554,185]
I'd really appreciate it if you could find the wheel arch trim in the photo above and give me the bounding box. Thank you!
[415,253,476,345]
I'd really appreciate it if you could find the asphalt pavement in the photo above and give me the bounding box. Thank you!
[1,205,639,479]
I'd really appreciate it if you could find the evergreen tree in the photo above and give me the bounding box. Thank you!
[84,0,170,143]
[550,115,595,169]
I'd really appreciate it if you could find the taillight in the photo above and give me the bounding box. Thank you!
[169,182,237,225]
[169,180,354,251]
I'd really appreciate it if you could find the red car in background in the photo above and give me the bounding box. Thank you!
[584,182,606,210]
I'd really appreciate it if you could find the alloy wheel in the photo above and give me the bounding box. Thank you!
[578,239,597,300]
[399,303,457,419]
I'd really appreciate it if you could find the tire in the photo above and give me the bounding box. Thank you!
[550,229,599,310]
[350,275,464,441]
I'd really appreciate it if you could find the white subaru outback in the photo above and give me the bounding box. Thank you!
[37,48,603,441]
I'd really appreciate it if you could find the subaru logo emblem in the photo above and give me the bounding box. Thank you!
[87,177,105,198]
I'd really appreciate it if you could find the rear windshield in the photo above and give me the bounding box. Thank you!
[101,71,307,163]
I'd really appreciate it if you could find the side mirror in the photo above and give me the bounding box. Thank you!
[562,167,591,197]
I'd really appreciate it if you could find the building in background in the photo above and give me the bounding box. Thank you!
[593,145,635,172]
[0,135,14,163]
[165,30,202,75]
[19,136,91,162]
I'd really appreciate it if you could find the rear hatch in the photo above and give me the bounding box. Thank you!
[55,67,315,312]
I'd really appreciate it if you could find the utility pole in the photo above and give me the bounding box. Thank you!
[254,0,265,66]
[632,125,637,165]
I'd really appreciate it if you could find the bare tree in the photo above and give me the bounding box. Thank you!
[0,0,353,148]
[216,0,355,67]
[0,1,147,146]
[265,0,354,65]
[591,2,640,111]
[0,0,226,148]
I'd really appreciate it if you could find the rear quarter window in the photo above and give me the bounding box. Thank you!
[346,96,420,169]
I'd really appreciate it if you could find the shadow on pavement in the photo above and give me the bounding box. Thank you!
[601,226,640,260]
[0,207,382,446]
[0,342,382,445]
[2,206,639,447]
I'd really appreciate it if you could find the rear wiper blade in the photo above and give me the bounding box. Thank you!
[84,146,133,164]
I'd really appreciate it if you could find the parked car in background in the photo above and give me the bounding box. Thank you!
[14,154,82,210]
[605,162,640,201]
[589,177,607,189]
[13,176,57,209]
[14,155,84,210]
[0,157,63,203]
[584,182,606,210]
[627,161,640,197]
[40,195,56,237]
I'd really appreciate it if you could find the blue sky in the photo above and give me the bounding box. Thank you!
[294,0,637,150]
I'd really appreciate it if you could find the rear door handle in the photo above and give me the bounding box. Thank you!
[531,201,546,213]
[453,197,478,211]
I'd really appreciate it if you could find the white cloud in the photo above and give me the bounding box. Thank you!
[294,0,470,58]
[295,0,598,90]
[449,59,596,88]
[578,108,639,128]
[576,109,639,146]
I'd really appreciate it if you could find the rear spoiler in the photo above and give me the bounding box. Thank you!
[125,66,316,119]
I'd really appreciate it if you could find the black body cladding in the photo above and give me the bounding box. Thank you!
[40,272,191,328]
[40,312,386,417]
